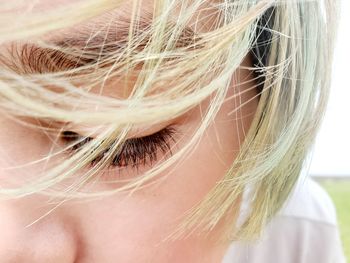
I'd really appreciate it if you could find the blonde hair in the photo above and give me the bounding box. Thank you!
[0,0,339,240]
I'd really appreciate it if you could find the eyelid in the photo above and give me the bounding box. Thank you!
[61,125,178,169]
[64,119,179,140]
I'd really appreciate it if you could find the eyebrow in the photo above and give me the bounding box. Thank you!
[2,19,201,74]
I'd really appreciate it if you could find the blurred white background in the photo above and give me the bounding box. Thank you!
[310,0,350,177]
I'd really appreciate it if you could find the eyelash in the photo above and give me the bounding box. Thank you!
[61,126,177,169]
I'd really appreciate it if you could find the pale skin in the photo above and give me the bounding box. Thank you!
[0,1,259,262]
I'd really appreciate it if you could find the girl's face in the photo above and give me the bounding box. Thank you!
[0,1,259,262]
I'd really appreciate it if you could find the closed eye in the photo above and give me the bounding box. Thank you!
[60,126,178,169]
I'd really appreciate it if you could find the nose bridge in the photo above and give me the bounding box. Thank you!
[0,196,78,262]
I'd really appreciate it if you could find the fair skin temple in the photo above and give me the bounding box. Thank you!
[0,1,259,262]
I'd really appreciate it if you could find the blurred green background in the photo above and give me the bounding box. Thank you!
[319,180,350,261]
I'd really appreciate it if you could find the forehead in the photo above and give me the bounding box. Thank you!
[36,1,154,40]
[29,0,216,41]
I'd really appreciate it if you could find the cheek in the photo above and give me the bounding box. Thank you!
[70,100,252,262]
[70,139,235,263]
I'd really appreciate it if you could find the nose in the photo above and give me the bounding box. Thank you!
[0,197,78,262]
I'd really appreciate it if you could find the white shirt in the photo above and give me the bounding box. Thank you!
[222,177,347,263]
